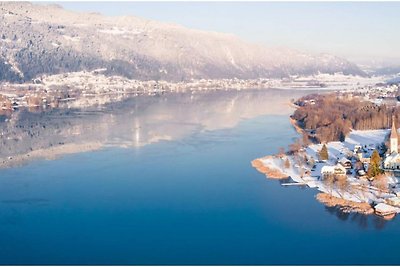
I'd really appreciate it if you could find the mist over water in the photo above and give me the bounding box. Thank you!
[0,89,399,265]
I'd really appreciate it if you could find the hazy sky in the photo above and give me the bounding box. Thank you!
[57,1,400,66]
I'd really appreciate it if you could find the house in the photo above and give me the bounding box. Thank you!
[321,164,346,178]
[384,153,400,170]
[355,149,370,162]
[338,157,352,169]
[353,144,362,154]
[354,144,371,163]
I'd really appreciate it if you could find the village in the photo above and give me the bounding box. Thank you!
[253,114,400,220]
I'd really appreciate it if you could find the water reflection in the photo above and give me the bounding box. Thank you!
[0,89,311,167]
[324,205,393,230]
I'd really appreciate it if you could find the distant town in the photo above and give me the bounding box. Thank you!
[0,69,394,112]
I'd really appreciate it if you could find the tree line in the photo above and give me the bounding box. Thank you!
[291,93,400,143]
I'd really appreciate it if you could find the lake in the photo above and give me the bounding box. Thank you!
[0,89,400,265]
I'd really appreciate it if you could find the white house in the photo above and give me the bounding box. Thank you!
[321,164,346,178]
[353,144,372,163]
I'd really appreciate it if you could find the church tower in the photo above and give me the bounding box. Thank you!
[390,116,398,154]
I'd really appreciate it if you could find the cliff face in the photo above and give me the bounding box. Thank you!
[0,2,366,83]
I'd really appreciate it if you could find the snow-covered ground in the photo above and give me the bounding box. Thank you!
[306,129,389,163]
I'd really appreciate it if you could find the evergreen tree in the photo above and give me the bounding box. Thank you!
[319,144,329,160]
[367,150,383,178]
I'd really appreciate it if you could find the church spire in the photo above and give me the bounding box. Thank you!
[390,115,398,154]
[391,116,398,139]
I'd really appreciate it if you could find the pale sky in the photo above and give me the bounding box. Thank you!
[56,1,400,67]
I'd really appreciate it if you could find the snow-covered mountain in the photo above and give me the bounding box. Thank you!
[0,2,366,83]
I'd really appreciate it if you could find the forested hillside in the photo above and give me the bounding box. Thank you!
[0,2,365,83]
[292,94,399,143]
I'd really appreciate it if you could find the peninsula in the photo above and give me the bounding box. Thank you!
[253,84,400,220]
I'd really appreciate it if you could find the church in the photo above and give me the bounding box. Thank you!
[383,118,400,171]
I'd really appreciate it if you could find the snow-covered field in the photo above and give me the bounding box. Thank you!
[306,129,389,162]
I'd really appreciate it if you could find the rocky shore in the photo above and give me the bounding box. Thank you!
[316,193,374,215]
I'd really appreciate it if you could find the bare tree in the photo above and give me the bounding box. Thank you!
[323,173,335,196]
[372,174,389,198]
[336,175,349,198]
[284,158,290,169]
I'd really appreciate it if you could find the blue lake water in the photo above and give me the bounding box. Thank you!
[0,89,400,265]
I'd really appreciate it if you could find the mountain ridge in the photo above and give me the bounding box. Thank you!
[0,2,366,83]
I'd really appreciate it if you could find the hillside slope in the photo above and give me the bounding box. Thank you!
[0,2,366,82]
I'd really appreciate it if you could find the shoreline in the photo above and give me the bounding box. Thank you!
[251,158,289,179]
[316,193,374,215]
[251,93,400,218]
[289,117,304,135]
